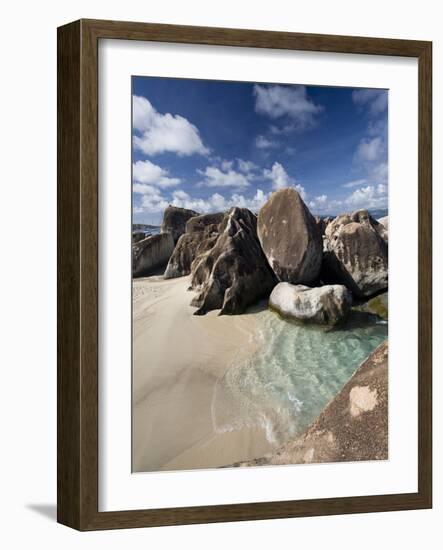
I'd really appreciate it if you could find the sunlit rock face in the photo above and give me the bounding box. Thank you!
[322,209,388,297]
[257,188,323,285]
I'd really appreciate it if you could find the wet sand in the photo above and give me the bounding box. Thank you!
[132,275,274,472]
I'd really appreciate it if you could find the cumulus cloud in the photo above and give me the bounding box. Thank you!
[352,87,388,193]
[370,161,388,185]
[308,195,344,215]
[170,188,269,214]
[237,158,259,173]
[355,136,384,163]
[220,159,234,171]
[134,185,169,214]
[197,166,250,189]
[345,184,388,210]
[132,95,209,156]
[352,89,388,116]
[254,84,323,130]
[342,178,367,189]
[132,159,181,188]
[263,162,306,198]
[255,135,278,149]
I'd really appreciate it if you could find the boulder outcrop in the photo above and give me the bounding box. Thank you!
[132,231,146,243]
[378,216,388,230]
[164,224,220,279]
[185,212,225,233]
[257,188,322,284]
[355,291,388,320]
[269,282,352,325]
[161,205,199,243]
[132,233,174,277]
[314,215,333,237]
[189,207,276,315]
[234,340,388,466]
[322,210,388,297]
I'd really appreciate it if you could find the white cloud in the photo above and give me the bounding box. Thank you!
[132,95,209,156]
[197,166,250,189]
[342,178,367,188]
[345,184,388,210]
[237,158,258,173]
[308,195,344,215]
[132,160,181,188]
[170,188,270,214]
[253,84,323,130]
[133,183,162,195]
[352,89,388,116]
[136,186,169,214]
[255,135,277,149]
[355,136,384,163]
[221,159,234,171]
[370,161,388,185]
[263,162,306,199]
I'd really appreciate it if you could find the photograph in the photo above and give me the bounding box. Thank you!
[131,76,389,473]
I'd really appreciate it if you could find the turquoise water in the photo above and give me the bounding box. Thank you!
[211,309,388,446]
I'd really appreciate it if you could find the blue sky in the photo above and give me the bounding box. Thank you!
[132,77,388,225]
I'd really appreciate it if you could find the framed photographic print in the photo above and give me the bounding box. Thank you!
[57,19,432,530]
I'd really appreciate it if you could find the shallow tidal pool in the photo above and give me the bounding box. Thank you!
[211,308,388,448]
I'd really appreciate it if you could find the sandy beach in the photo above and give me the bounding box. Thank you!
[132,275,274,472]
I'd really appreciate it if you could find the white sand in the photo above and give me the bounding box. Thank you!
[132,275,274,472]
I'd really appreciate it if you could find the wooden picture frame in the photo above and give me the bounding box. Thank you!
[57,18,432,530]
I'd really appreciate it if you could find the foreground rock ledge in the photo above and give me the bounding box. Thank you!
[233,340,388,467]
[269,282,352,325]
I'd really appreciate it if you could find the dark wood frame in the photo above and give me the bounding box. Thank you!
[57,18,432,531]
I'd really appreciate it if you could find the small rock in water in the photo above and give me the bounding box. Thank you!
[269,282,352,325]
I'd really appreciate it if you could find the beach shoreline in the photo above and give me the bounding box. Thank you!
[132,274,275,472]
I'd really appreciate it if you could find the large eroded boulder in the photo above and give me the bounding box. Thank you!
[235,340,388,467]
[257,188,322,284]
[132,231,146,243]
[185,212,225,233]
[189,207,276,315]
[132,233,174,277]
[164,224,220,279]
[314,215,333,238]
[161,206,199,243]
[322,210,388,297]
[269,282,352,325]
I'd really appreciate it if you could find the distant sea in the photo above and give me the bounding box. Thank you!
[132,224,161,237]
